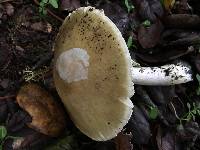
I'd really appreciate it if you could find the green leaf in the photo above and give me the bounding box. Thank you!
[49,0,58,8]
[125,0,134,13]
[186,114,192,121]
[149,107,158,119]
[192,109,197,115]
[197,110,200,115]
[0,126,7,140]
[187,103,191,109]
[191,113,196,121]
[127,36,133,49]
[196,87,200,95]
[142,20,151,27]
[196,74,200,83]
[42,0,48,4]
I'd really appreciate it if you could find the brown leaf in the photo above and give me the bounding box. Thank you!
[163,0,175,12]
[16,83,67,137]
[115,132,133,150]
[156,127,181,150]
[31,22,52,33]
[133,0,164,22]
[99,2,130,36]
[5,3,14,16]
[164,14,200,29]
[126,106,151,144]
[138,20,163,49]
[136,46,194,63]
[173,0,192,14]
[60,0,80,11]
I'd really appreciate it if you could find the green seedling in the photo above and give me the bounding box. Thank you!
[180,102,200,123]
[0,126,7,141]
[0,126,21,150]
[124,0,134,13]
[39,0,59,15]
[148,106,159,120]
[127,36,137,50]
[142,20,151,27]
[171,102,200,125]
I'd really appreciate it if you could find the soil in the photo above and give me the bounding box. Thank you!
[1,0,200,150]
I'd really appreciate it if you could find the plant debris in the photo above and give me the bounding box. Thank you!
[16,83,66,137]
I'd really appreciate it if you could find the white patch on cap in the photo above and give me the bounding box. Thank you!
[56,48,90,83]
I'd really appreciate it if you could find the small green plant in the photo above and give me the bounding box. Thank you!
[148,106,159,120]
[0,126,21,150]
[39,0,59,15]
[171,102,200,125]
[0,126,7,150]
[127,36,137,49]
[142,20,151,27]
[196,74,200,95]
[180,102,200,123]
[124,0,134,13]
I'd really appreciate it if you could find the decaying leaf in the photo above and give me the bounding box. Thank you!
[16,83,66,137]
[134,0,164,22]
[138,20,164,49]
[164,14,200,29]
[4,3,14,16]
[99,2,130,36]
[156,126,180,150]
[60,0,80,11]
[163,0,175,12]
[115,132,133,150]
[127,106,151,144]
[31,22,52,33]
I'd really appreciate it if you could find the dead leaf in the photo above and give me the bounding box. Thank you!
[31,22,52,33]
[0,79,9,89]
[5,3,14,16]
[134,0,164,22]
[99,2,130,36]
[164,14,200,29]
[156,127,180,150]
[138,20,164,49]
[115,132,133,150]
[127,106,151,144]
[173,0,192,14]
[163,0,175,12]
[60,0,80,11]
[16,83,66,137]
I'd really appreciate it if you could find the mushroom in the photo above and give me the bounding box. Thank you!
[16,83,66,137]
[53,7,192,141]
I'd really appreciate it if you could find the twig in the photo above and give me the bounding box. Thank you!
[170,102,181,120]
[33,0,64,22]
[0,95,15,100]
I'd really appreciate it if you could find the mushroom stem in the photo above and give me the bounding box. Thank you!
[131,62,193,85]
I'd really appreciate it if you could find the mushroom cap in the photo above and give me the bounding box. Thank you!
[53,7,134,141]
[17,83,66,137]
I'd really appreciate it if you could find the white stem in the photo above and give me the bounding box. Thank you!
[131,62,193,85]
